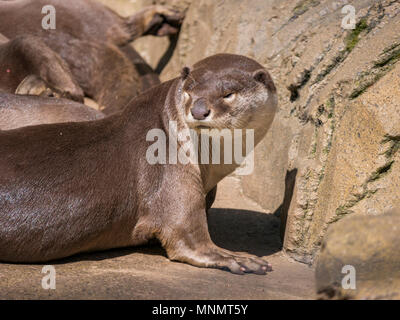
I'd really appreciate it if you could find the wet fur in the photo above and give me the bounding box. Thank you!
[0,54,277,275]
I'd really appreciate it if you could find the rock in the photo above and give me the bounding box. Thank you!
[315,210,400,300]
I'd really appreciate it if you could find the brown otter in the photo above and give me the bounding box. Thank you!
[0,0,184,112]
[43,38,142,114]
[0,93,104,130]
[0,33,141,113]
[0,34,84,101]
[0,54,277,274]
[0,0,182,45]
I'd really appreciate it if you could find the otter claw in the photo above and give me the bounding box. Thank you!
[214,250,272,275]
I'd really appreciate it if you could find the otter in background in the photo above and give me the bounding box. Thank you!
[0,0,184,113]
[0,93,104,130]
[0,34,84,101]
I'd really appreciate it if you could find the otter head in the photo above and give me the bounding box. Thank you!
[178,54,277,133]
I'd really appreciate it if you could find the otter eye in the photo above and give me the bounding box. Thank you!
[183,91,190,103]
[223,92,236,102]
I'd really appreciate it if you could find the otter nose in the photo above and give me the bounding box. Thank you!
[191,98,210,120]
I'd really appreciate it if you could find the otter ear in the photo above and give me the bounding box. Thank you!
[181,67,191,80]
[253,69,276,92]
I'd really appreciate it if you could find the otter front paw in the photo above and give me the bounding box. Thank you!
[143,6,184,36]
[208,247,272,275]
[170,245,272,275]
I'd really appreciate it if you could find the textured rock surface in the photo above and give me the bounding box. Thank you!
[110,0,400,263]
[316,210,400,300]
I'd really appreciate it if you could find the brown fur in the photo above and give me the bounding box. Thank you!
[0,0,183,45]
[0,0,184,112]
[0,34,84,101]
[0,93,104,130]
[0,54,277,275]
[45,38,142,114]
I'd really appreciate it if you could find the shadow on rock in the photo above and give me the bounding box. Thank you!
[208,208,282,257]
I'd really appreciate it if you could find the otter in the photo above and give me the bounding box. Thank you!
[0,93,104,130]
[0,54,277,274]
[0,0,184,112]
[0,33,141,113]
[0,0,182,45]
[0,34,84,101]
[40,38,143,114]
